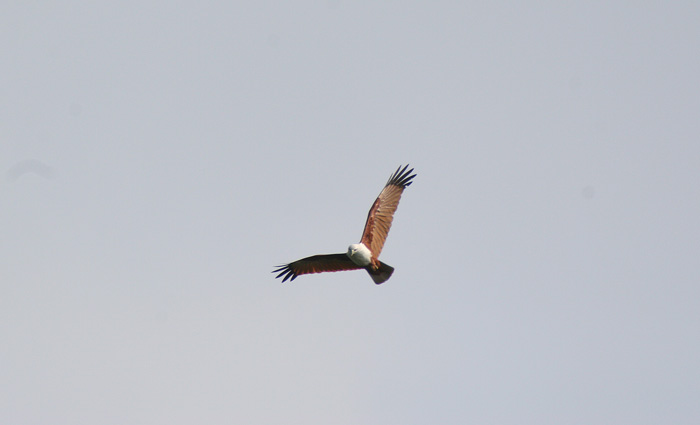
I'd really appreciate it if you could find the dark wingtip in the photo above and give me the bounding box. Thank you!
[273,264,297,282]
[387,164,416,188]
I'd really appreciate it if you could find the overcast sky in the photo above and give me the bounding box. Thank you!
[2,1,699,424]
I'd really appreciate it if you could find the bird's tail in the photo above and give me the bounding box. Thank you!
[366,261,394,285]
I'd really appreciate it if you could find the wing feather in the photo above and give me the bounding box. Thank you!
[272,253,362,282]
[360,165,416,258]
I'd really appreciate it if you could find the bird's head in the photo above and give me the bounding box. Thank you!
[346,243,372,266]
[347,244,361,257]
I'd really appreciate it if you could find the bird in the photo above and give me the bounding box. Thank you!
[273,164,416,284]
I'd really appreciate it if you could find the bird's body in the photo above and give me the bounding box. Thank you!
[273,165,416,284]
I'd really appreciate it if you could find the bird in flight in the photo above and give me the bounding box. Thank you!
[273,164,416,284]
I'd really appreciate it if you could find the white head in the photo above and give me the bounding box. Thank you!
[347,243,372,266]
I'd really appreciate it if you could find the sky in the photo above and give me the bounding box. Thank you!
[2,1,699,424]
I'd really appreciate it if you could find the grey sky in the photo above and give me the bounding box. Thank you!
[2,1,699,424]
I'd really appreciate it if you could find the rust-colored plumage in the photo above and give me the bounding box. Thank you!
[360,165,416,259]
[273,254,362,282]
[273,165,416,284]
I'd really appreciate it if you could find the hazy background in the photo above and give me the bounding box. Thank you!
[2,1,699,424]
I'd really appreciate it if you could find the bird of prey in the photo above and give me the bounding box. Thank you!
[273,164,416,284]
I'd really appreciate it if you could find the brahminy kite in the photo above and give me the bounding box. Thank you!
[273,164,416,284]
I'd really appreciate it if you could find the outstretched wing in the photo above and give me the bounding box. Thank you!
[273,253,362,282]
[360,164,416,258]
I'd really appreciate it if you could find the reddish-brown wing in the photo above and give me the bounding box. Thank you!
[273,254,362,282]
[360,165,416,258]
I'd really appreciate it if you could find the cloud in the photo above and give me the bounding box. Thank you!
[6,159,55,182]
